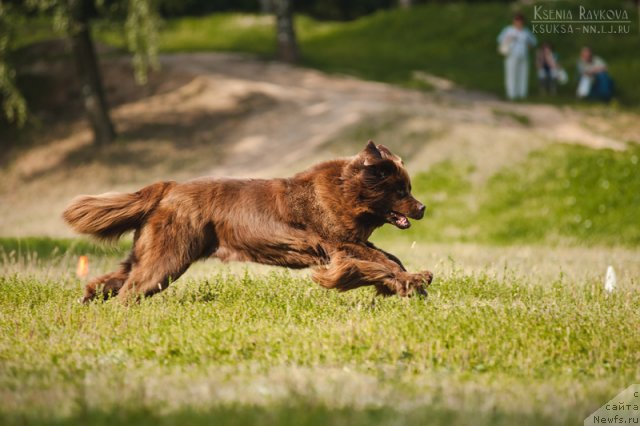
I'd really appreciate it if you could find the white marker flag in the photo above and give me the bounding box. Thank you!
[604,265,616,293]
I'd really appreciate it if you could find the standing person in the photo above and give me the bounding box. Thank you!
[576,47,614,102]
[497,13,537,100]
[536,42,560,95]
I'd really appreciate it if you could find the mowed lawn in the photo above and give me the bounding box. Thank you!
[0,241,639,426]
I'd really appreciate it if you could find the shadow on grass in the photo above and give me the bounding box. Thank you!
[17,90,279,183]
[0,404,572,426]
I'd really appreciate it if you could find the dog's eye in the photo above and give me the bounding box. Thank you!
[397,189,408,197]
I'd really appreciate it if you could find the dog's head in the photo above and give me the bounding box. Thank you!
[351,141,425,229]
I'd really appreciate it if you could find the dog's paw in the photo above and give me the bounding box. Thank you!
[415,270,434,287]
[394,271,433,297]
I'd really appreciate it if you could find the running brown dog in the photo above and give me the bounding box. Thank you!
[63,141,433,303]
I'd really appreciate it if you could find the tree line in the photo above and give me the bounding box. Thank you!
[157,0,512,21]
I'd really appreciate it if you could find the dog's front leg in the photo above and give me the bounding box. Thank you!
[365,242,406,271]
[312,244,431,296]
[346,243,432,296]
[364,242,433,296]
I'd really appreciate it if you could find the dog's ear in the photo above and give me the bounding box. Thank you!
[360,141,396,179]
[361,140,383,166]
[376,144,403,165]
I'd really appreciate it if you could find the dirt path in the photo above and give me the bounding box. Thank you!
[0,52,637,237]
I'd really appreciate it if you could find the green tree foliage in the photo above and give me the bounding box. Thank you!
[125,0,159,83]
[0,2,27,126]
[155,0,398,21]
[0,0,159,128]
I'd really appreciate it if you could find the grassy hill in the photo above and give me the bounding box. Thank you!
[374,143,640,247]
[93,1,640,105]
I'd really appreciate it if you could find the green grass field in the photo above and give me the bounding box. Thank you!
[1,142,639,425]
[1,242,639,426]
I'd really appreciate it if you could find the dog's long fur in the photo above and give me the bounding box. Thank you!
[64,141,433,303]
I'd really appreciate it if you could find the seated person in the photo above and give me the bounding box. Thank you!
[576,47,614,102]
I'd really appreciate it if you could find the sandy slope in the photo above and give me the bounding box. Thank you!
[0,52,637,237]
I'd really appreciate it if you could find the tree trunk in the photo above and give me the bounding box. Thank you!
[68,0,115,147]
[273,0,299,63]
[259,0,272,14]
[398,0,412,9]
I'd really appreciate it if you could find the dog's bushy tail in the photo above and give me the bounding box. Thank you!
[63,182,174,240]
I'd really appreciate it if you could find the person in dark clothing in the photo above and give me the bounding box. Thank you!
[576,47,614,102]
[536,42,561,95]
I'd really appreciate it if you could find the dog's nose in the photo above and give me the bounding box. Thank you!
[416,203,426,219]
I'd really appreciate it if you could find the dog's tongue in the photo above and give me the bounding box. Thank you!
[390,212,410,229]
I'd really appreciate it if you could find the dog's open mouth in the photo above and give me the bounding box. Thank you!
[387,211,410,229]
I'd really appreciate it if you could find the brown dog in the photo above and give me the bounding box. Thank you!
[63,141,433,303]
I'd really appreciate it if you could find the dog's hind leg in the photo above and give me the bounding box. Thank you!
[81,257,133,303]
[82,269,128,303]
[116,259,191,303]
[115,212,213,303]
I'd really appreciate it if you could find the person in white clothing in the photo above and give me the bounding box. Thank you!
[497,13,537,100]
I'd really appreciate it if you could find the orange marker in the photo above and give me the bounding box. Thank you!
[76,255,89,278]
